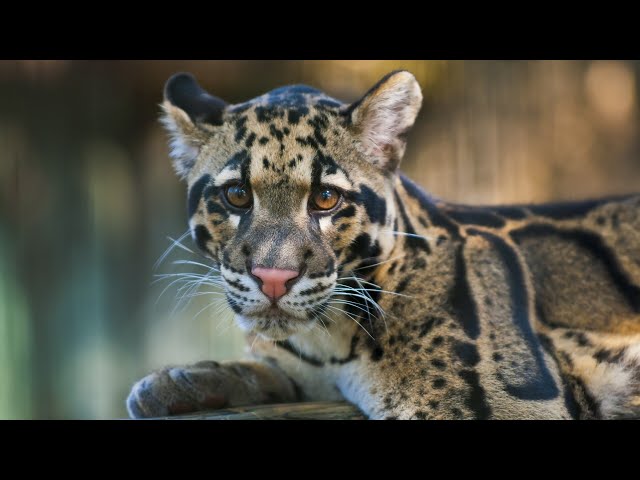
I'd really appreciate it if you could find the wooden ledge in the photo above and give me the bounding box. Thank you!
[152,401,365,420]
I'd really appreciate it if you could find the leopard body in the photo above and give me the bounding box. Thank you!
[127,71,640,419]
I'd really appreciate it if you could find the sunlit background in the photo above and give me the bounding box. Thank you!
[1,60,640,419]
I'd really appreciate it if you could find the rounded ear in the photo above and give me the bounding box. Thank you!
[346,70,423,172]
[160,73,228,178]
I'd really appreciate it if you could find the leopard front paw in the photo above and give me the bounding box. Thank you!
[126,361,227,419]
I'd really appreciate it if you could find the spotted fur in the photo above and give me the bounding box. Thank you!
[127,71,640,419]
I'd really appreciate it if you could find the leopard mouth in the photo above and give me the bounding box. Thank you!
[250,302,311,322]
[233,299,325,340]
[237,312,313,340]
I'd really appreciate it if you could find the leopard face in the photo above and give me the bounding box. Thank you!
[162,71,422,339]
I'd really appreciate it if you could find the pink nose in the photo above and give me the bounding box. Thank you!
[251,267,300,301]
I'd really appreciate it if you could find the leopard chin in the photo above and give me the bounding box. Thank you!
[234,309,317,341]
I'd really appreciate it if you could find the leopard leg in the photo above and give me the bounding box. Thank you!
[126,360,298,418]
[542,327,640,419]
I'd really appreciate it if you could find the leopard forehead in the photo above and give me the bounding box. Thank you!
[188,84,381,194]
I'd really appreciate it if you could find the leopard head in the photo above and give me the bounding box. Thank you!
[161,71,423,340]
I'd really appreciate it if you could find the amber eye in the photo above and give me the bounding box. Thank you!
[310,187,341,211]
[224,184,252,209]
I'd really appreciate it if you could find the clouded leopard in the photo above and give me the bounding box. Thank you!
[127,70,640,419]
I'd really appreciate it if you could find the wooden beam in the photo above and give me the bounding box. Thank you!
[152,402,365,420]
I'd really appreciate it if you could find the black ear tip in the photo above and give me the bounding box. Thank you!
[164,72,201,104]
[163,72,227,126]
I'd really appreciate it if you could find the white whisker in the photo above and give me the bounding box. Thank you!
[249,333,260,354]
[311,317,331,337]
[192,297,226,321]
[349,275,387,331]
[337,280,385,317]
[349,254,407,272]
[387,230,435,241]
[153,230,191,270]
[324,304,375,340]
[316,308,337,326]
[328,298,372,316]
[335,284,411,299]
[172,259,220,272]
[182,290,226,300]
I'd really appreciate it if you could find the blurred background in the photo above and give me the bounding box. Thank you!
[1,60,640,419]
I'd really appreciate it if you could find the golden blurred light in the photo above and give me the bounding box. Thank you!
[0,60,71,81]
[585,61,636,124]
[303,60,448,100]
